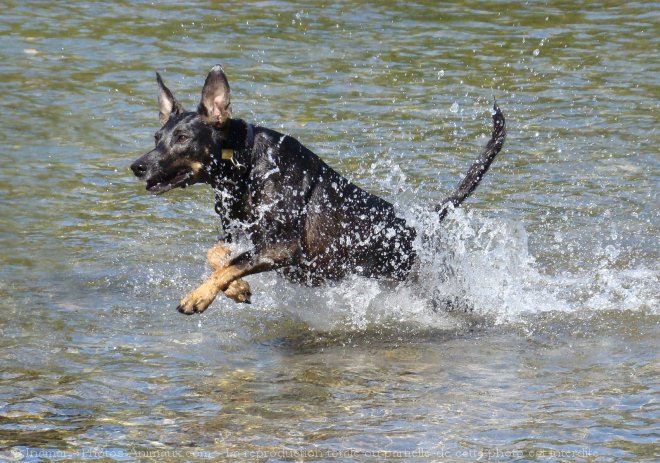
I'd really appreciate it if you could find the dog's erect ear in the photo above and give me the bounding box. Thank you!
[156,72,184,125]
[198,65,231,128]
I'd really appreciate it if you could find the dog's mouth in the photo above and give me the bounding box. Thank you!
[146,168,195,195]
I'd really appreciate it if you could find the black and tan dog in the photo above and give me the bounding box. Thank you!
[131,65,506,315]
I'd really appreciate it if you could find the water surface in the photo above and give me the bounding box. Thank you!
[0,1,658,462]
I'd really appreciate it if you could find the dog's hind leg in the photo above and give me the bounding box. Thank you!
[177,240,302,314]
[206,243,252,304]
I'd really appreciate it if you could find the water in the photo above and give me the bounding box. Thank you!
[0,1,658,461]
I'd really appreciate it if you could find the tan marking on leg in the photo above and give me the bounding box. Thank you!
[178,275,223,314]
[178,264,248,314]
[207,243,233,271]
[206,243,252,303]
[224,279,251,303]
[177,245,253,314]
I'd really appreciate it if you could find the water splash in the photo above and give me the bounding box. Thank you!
[241,205,657,335]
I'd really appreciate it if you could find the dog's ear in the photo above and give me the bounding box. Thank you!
[156,72,184,125]
[198,65,231,128]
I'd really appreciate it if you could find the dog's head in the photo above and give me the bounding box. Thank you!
[130,65,232,194]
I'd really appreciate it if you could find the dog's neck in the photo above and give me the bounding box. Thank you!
[217,118,254,153]
[208,119,256,241]
[207,118,254,189]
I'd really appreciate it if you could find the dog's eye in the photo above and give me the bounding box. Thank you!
[176,135,189,144]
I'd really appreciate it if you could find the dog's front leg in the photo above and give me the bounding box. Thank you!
[177,240,301,315]
[206,243,251,303]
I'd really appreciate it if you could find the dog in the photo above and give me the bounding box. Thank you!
[131,65,506,315]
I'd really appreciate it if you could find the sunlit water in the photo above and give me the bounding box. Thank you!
[0,1,658,462]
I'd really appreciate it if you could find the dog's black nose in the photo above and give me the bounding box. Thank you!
[131,160,148,177]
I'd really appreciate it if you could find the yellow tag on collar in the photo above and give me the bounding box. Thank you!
[221,148,233,160]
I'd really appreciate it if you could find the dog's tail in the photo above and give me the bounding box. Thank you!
[436,102,506,221]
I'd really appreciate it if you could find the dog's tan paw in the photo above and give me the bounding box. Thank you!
[224,279,252,304]
[176,281,219,315]
[207,244,232,271]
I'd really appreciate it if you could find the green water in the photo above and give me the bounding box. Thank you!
[0,1,658,462]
